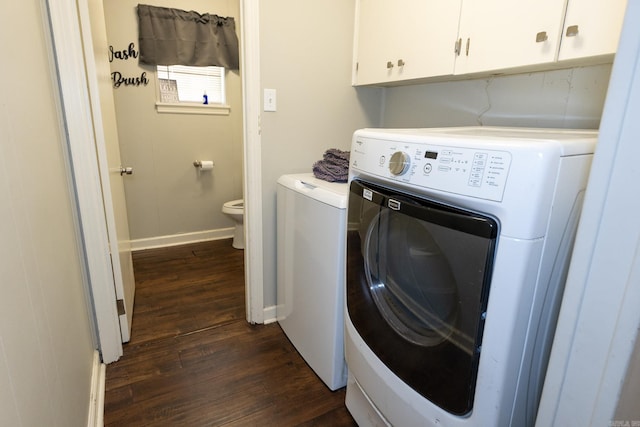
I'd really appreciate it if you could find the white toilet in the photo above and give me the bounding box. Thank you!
[222,199,244,249]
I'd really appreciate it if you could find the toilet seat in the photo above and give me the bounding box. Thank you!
[223,199,243,214]
[222,199,244,249]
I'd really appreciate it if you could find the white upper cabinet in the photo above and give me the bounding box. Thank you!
[352,0,463,86]
[352,0,627,86]
[453,0,566,75]
[558,0,627,61]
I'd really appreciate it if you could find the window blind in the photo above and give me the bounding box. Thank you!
[157,65,225,104]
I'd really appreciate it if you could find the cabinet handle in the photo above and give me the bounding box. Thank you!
[466,38,470,56]
[386,61,394,69]
[536,31,548,43]
[566,25,579,37]
[454,38,462,56]
[397,59,405,67]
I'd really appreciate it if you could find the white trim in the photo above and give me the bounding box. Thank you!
[240,0,265,324]
[97,363,106,427]
[46,0,123,363]
[351,0,360,85]
[155,102,231,115]
[130,228,235,251]
[262,306,277,324]
[86,351,106,427]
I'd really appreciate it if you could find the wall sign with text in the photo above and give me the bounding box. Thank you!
[109,42,148,88]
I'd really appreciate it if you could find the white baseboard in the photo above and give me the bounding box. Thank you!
[130,228,234,251]
[87,350,106,427]
[263,305,277,324]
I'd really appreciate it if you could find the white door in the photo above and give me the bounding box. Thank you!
[47,0,129,361]
[79,0,136,342]
[455,0,566,75]
[558,0,627,61]
[353,0,462,85]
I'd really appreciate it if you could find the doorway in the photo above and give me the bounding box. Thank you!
[101,0,245,253]
[47,0,264,362]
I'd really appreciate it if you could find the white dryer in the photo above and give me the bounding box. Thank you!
[345,127,597,426]
[276,173,349,390]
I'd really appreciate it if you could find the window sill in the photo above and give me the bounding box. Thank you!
[155,102,231,115]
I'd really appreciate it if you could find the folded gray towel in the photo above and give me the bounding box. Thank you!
[324,148,350,163]
[313,149,350,182]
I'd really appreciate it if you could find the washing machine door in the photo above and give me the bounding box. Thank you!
[347,179,498,415]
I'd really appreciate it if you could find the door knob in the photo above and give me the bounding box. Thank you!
[119,166,133,176]
[536,31,548,43]
[565,25,579,37]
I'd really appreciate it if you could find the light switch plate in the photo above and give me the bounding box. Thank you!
[264,88,277,112]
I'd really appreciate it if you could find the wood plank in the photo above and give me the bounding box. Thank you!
[104,239,356,426]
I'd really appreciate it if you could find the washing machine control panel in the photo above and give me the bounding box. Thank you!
[351,136,512,202]
[388,151,411,176]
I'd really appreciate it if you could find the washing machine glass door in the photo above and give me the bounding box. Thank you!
[347,179,498,415]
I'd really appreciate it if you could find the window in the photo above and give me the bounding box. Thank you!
[156,65,229,115]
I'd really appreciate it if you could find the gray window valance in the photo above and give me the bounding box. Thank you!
[137,4,239,70]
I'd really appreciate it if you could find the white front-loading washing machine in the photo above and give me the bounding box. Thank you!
[344,127,597,427]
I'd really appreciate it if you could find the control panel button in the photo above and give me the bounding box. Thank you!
[389,151,410,176]
[349,135,511,202]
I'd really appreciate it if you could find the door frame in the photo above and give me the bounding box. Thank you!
[46,0,123,363]
[240,0,264,324]
[47,0,264,362]
[78,0,137,343]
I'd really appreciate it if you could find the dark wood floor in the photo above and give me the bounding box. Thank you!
[104,239,357,426]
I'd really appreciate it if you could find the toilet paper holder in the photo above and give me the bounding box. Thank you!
[193,160,214,169]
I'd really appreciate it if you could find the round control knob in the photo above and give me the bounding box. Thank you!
[388,151,410,176]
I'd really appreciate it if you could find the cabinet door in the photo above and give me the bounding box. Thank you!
[558,0,627,61]
[455,0,567,75]
[353,0,462,86]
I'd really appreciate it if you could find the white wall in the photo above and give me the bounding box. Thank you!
[382,64,612,129]
[258,0,382,308]
[615,335,640,421]
[0,0,95,425]
[103,0,244,244]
